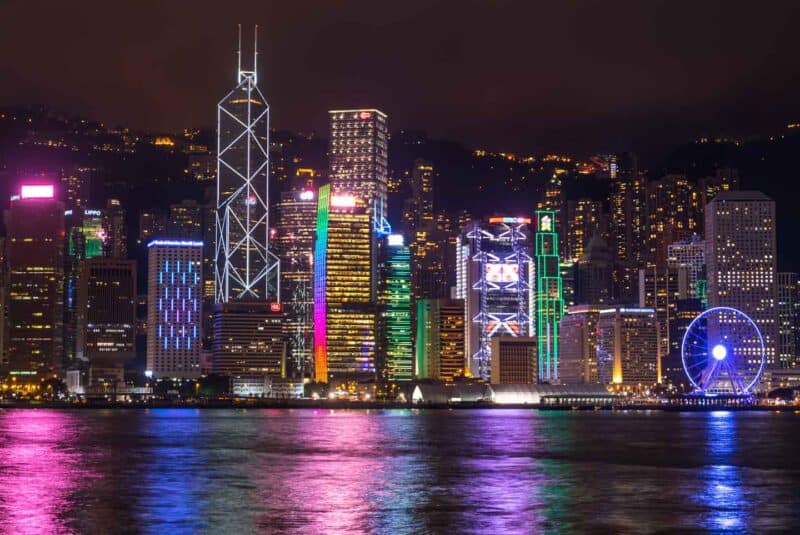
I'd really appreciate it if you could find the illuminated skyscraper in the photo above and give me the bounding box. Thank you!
[607,155,646,265]
[667,234,706,302]
[328,108,390,233]
[168,199,203,239]
[646,174,699,266]
[313,186,377,383]
[459,216,533,380]
[212,302,285,377]
[535,210,563,382]
[103,197,127,259]
[597,307,659,387]
[146,240,202,379]
[274,186,317,376]
[379,234,412,382]
[566,199,603,262]
[776,272,798,369]
[705,191,778,369]
[415,298,465,381]
[215,26,279,303]
[4,184,64,380]
[638,266,687,372]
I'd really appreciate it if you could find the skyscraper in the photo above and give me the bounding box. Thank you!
[76,258,136,384]
[415,298,465,381]
[146,240,202,379]
[646,174,699,266]
[212,302,285,377]
[566,199,603,262]
[4,184,65,381]
[328,108,389,233]
[607,155,646,266]
[274,186,317,377]
[558,305,601,385]
[597,307,659,387]
[379,234,412,382]
[777,272,798,369]
[667,234,706,303]
[638,265,687,370]
[459,216,533,380]
[168,199,203,239]
[705,191,778,369]
[313,186,377,384]
[490,337,537,384]
[535,210,563,382]
[215,26,279,303]
[103,197,127,259]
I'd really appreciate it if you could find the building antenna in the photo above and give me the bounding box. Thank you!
[254,24,259,80]
[237,24,242,79]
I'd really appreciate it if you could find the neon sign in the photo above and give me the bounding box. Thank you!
[20,184,54,199]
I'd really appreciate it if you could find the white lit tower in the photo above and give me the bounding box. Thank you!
[215,25,280,303]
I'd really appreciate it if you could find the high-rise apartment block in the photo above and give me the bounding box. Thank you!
[415,298,465,381]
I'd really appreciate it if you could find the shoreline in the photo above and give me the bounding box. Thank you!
[1,400,797,412]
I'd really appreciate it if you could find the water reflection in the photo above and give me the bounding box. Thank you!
[0,410,93,534]
[0,409,798,533]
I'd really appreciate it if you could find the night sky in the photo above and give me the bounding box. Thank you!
[2,1,800,156]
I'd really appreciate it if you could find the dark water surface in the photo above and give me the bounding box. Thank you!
[0,409,798,534]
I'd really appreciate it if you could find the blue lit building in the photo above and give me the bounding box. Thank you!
[146,240,203,379]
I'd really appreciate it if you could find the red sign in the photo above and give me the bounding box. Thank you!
[269,302,282,313]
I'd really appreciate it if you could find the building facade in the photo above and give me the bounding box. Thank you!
[558,305,601,385]
[415,298,465,381]
[490,337,537,384]
[146,240,202,378]
[705,191,778,370]
[212,302,285,377]
[597,307,659,387]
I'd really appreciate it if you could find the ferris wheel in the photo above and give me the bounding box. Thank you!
[681,307,766,395]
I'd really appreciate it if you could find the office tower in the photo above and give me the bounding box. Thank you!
[566,199,603,262]
[212,302,285,377]
[667,234,706,302]
[313,186,377,383]
[168,199,203,239]
[646,174,699,266]
[560,261,576,308]
[575,234,614,305]
[76,258,136,384]
[597,307,659,387]
[379,234,412,382]
[215,26,279,302]
[4,184,64,380]
[664,297,705,387]
[535,210,563,382]
[146,240,202,379]
[777,272,798,368]
[490,337,537,384]
[103,197,127,259]
[64,208,106,363]
[328,108,390,233]
[138,209,167,243]
[558,305,601,385]
[458,216,533,380]
[415,298,465,381]
[60,166,94,210]
[608,155,646,265]
[638,266,687,369]
[404,159,434,233]
[274,187,317,376]
[705,191,778,369]
[537,172,566,252]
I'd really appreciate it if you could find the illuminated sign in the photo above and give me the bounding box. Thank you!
[331,194,356,208]
[387,234,404,246]
[299,190,315,201]
[539,214,552,232]
[147,240,204,248]
[485,263,519,283]
[488,216,532,225]
[85,209,102,217]
[20,184,54,199]
[270,302,282,313]
[358,111,372,119]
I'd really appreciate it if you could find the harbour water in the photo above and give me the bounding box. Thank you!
[0,409,798,533]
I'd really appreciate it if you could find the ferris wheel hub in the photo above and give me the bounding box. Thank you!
[711,344,727,361]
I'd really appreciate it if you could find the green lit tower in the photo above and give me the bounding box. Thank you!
[381,234,413,381]
[535,210,563,382]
